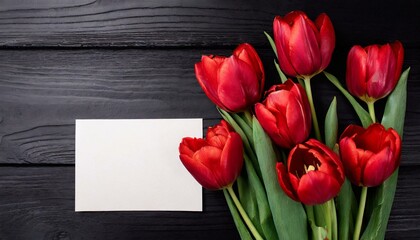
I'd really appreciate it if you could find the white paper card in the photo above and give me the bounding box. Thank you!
[75,119,203,212]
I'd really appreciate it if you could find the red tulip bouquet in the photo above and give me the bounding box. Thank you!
[179,10,409,240]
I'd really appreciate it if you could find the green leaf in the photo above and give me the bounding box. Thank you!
[237,156,278,240]
[264,31,278,58]
[217,108,261,177]
[305,205,329,240]
[381,67,409,134]
[264,31,287,83]
[361,68,409,240]
[336,179,357,240]
[223,189,253,240]
[324,72,373,128]
[236,176,259,234]
[274,60,288,83]
[243,155,278,240]
[218,109,254,156]
[313,203,330,239]
[298,77,305,89]
[310,221,329,240]
[361,170,398,240]
[231,112,254,148]
[253,117,308,240]
[325,97,338,149]
[218,108,277,239]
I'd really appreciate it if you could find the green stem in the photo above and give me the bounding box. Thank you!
[305,205,315,222]
[303,77,322,141]
[329,199,338,240]
[354,187,368,240]
[226,185,264,240]
[367,101,376,123]
[324,202,332,240]
[223,189,253,240]
[243,109,253,127]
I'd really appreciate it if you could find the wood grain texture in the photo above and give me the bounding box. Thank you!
[0,49,221,164]
[1,48,419,165]
[0,0,419,238]
[0,166,418,239]
[0,166,240,240]
[0,0,418,47]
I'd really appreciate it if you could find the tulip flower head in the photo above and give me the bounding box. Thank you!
[255,79,312,149]
[179,120,243,190]
[276,139,345,205]
[194,43,265,112]
[339,123,401,187]
[273,11,335,78]
[346,41,404,103]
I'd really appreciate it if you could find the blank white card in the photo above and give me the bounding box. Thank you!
[75,119,203,212]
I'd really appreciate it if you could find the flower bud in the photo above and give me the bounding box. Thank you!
[273,11,335,78]
[346,41,404,102]
[255,80,311,149]
[195,43,265,112]
[339,123,401,187]
[179,120,243,190]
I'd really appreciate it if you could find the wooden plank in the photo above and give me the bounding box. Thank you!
[387,166,420,239]
[0,166,418,239]
[1,48,419,164]
[0,166,240,239]
[0,0,418,47]
[0,49,222,164]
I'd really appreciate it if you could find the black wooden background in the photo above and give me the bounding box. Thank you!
[0,1,419,239]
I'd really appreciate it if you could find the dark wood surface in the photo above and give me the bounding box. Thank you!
[0,0,419,239]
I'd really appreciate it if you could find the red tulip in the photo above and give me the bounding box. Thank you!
[194,43,265,112]
[273,11,335,78]
[255,79,311,149]
[346,41,404,102]
[179,120,243,190]
[276,139,345,205]
[339,123,401,187]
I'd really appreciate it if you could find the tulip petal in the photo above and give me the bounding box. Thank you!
[391,41,404,85]
[297,171,342,205]
[194,145,229,188]
[339,137,363,185]
[339,124,365,140]
[353,123,386,153]
[234,43,265,94]
[179,152,220,190]
[346,46,368,98]
[270,93,296,148]
[276,162,300,202]
[315,13,335,71]
[284,139,345,205]
[309,140,345,182]
[294,84,312,138]
[389,128,402,165]
[179,137,208,156]
[217,56,260,112]
[361,147,396,187]
[195,56,227,109]
[287,144,308,177]
[206,135,227,148]
[273,16,298,76]
[366,44,396,99]
[219,133,244,187]
[265,88,290,112]
[255,103,292,148]
[339,124,402,187]
[286,93,309,144]
[194,146,222,169]
[288,13,321,76]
